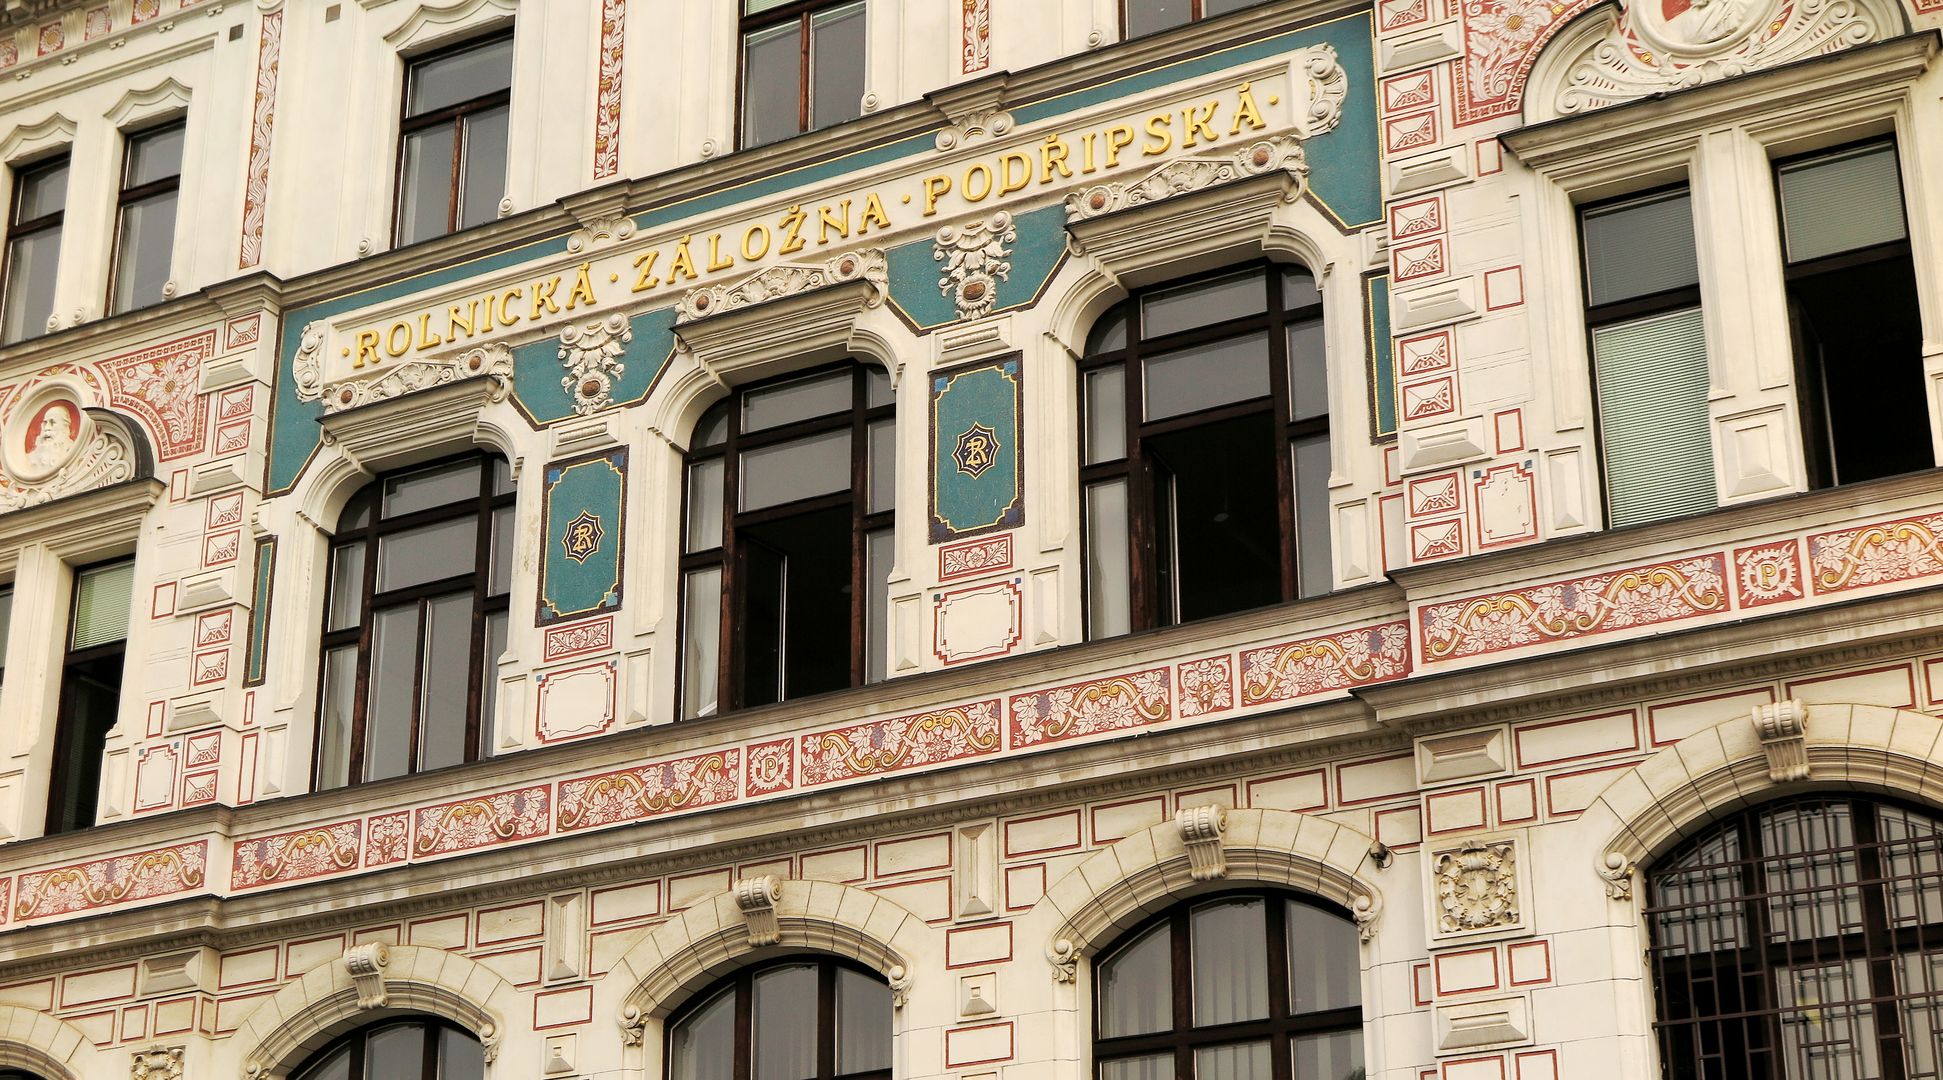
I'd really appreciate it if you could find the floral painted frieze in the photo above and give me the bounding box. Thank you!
[15,841,207,921]
[1809,512,1943,595]
[1010,669,1171,748]
[232,820,361,889]
[800,701,1003,786]
[1240,622,1411,706]
[1420,554,1728,662]
[412,786,551,859]
[556,749,741,832]
[97,330,214,459]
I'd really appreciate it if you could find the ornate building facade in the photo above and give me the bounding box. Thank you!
[0,0,1937,1077]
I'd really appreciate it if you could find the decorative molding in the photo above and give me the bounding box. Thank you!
[238,7,283,268]
[0,404,141,511]
[591,0,626,179]
[381,0,515,47]
[1297,45,1349,132]
[1176,805,1228,881]
[935,106,1013,151]
[677,249,887,323]
[1065,134,1309,222]
[316,343,513,414]
[1596,850,1635,900]
[342,942,390,1009]
[1753,698,1810,781]
[1432,839,1519,933]
[733,875,783,946]
[935,213,1015,320]
[565,214,635,255]
[130,1047,183,1080]
[558,313,633,415]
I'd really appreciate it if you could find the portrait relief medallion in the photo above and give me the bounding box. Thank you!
[3,385,92,484]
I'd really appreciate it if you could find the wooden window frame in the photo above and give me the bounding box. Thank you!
[1645,795,1943,1080]
[106,119,185,316]
[313,452,511,790]
[1092,889,1365,1080]
[1077,261,1328,638]
[664,956,893,1080]
[292,1016,482,1080]
[44,557,132,837]
[735,0,865,149]
[1,152,69,344]
[392,30,514,246]
[678,361,893,716]
[1120,0,1265,38]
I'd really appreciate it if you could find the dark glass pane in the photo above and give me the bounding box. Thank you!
[836,966,893,1072]
[1149,412,1280,622]
[491,455,515,495]
[46,651,121,835]
[1878,804,1943,927]
[479,609,507,754]
[489,504,515,595]
[1099,919,1171,1037]
[339,487,376,530]
[112,189,178,314]
[292,1043,351,1080]
[1287,317,1327,422]
[3,226,62,343]
[0,587,13,674]
[364,605,420,783]
[753,963,819,1080]
[377,517,478,592]
[1287,901,1360,1014]
[865,527,892,684]
[693,402,731,448]
[72,560,135,650]
[1204,0,1265,14]
[1125,0,1192,37]
[438,1024,485,1080]
[1195,1041,1272,1080]
[363,1023,425,1079]
[1293,1030,1365,1080]
[742,22,802,148]
[686,458,725,553]
[867,419,895,512]
[1790,248,1931,486]
[1191,898,1270,1026]
[1100,1055,1171,1080]
[416,593,474,772]
[680,566,722,719]
[1141,270,1264,337]
[1293,434,1332,598]
[1581,188,1699,307]
[738,507,853,705]
[125,123,185,187]
[1084,367,1127,464]
[746,0,795,11]
[13,158,69,222]
[1088,306,1129,353]
[407,35,514,115]
[1084,479,1131,640]
[671,985,736,1080]
[744,369,852,431]
[384,460,479,518]
[458,104,508,231]
[316,644,358,790]
[1760,800,1860,944]
[740,429,851,511]
[865,364,894,408]
[809,1,866,131]
[1778,141,1906,263]
[397,122,457,245]
[1142,331,1272,420]
[1283,265,1321,308]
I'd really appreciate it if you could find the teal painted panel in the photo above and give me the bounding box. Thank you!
[887,204,1068,332]
[538,449,627,625]
[244,537,275,686]
[930,356,1023,542]
[1365,272,1396,441]
[514,307,679,426]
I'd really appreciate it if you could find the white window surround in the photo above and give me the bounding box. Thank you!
[1503,30,1943,515]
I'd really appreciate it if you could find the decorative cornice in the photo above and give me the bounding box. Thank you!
[1176,805,1229,881]
[342,942,390,1009]
[676,249,887,324]
[733,876,784,946]
[1754,699,1810,782]
[1065,134,1310,222]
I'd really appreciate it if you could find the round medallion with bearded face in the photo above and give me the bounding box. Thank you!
[3,387,91,484]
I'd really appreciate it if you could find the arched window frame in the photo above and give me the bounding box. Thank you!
[664,954,894,1080]
[290,1016,484,1080]
[1644,793,1943,1080]
[313,451,514,790]
[1091,887,1364,1080]
[1077,261,1331,639]
[676,360,895,718]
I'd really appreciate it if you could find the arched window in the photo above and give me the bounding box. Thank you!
[1093,890,1364,1080]
[1646,795,1943,1079]
[315,453,514,790]
[291,1017,484,1080]
[1079,264,1330,640]
[0,1070,48,1080]
[678,362,895,718]
[667,956,893,1080]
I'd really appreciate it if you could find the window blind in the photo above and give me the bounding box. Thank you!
[1593,306,1718,528]
[1581,190,1701,307]
[1778,142,1906,264]
[70,560,134,651]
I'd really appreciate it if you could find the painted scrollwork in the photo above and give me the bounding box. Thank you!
[1433,839,1520,933]
[935,212,1015,320]
[676,249,887,323]
[1064,134,1310,222]
[559,313,634,415]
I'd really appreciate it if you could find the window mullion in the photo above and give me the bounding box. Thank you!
[720,408,743,714]
[1263,270,1300,604]
[798,12,812,135]
[348,529,380,786]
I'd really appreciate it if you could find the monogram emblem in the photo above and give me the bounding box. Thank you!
[562,510,604,564]
[953,422,999,479]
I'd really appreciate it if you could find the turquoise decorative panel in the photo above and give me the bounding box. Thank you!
[1365,271,1396,441]
[887,204,1068,332]
[930,356,1023,542]
[513,307,679,426]
[244,537,275,687]
[538,449,627,626]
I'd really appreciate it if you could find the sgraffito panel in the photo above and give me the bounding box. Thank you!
[538,449,626,625]
[929,356,1023,542]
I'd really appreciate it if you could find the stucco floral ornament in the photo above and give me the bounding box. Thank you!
[559,312,633,415]
[1433,839,1520,933]
[935,211,1015,320]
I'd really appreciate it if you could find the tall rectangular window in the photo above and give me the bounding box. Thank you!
[0,585,13,685]
[2,154,68,344]
[1124,0,1265,38]
[46,559,133,836]
[740,0,866,150]
[1580,187,1718,528]
[395,32,513,247]
[110,121,185,315]
[1774,139,1932,488]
